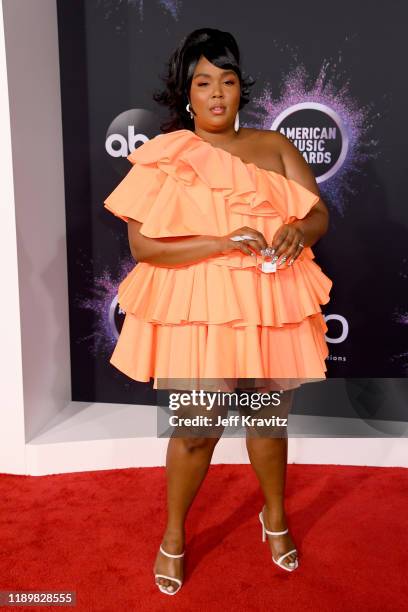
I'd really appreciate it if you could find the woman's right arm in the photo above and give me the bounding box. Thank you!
[127,220,268,267]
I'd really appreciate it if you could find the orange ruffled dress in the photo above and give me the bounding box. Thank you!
[104,129,333,392]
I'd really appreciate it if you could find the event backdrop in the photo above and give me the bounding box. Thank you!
[56,0,408,412]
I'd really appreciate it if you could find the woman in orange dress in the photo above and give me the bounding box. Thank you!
[104,28,332,595]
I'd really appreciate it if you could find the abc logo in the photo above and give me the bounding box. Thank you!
[105,108,159,174]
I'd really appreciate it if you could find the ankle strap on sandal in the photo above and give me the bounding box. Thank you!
[264,527,289,536]
[160,545,185,558]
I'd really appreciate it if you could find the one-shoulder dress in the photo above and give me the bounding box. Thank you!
[103,129,333,392]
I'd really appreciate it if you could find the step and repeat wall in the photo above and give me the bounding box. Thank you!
[56,0,408,419]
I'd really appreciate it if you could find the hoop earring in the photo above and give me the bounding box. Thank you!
[234,111,240,132]
[186,103,194,119]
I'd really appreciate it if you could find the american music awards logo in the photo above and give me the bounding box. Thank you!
[271,102,349,183]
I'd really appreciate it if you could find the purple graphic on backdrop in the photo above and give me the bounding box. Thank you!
[244,62,381,215]
[75,252,134,355]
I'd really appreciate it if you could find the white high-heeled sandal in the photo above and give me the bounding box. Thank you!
[258,506,299,572]
[154,545,185,595]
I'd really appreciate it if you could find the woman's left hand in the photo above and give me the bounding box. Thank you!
[265,223,306,267]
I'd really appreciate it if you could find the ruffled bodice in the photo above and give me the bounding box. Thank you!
[104,128,332,329]
[104,129,324,268]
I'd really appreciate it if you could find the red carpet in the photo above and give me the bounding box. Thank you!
[0,463,407,611]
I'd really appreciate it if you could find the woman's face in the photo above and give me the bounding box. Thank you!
[189,55,241,131]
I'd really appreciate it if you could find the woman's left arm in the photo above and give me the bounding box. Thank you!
[279,133,330,247]
[269,134,330,266]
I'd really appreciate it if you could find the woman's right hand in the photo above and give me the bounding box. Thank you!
[218,227,268,257]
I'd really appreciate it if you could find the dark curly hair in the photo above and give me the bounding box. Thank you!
[153,28,256,133]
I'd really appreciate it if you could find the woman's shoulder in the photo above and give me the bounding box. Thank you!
[234,127,287,175]
[239,127,291,153]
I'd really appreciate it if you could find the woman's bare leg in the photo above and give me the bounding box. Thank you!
[244,388,298,569]
[246,437,297,568]
[154,389,227,593]
[153,436,221,593]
